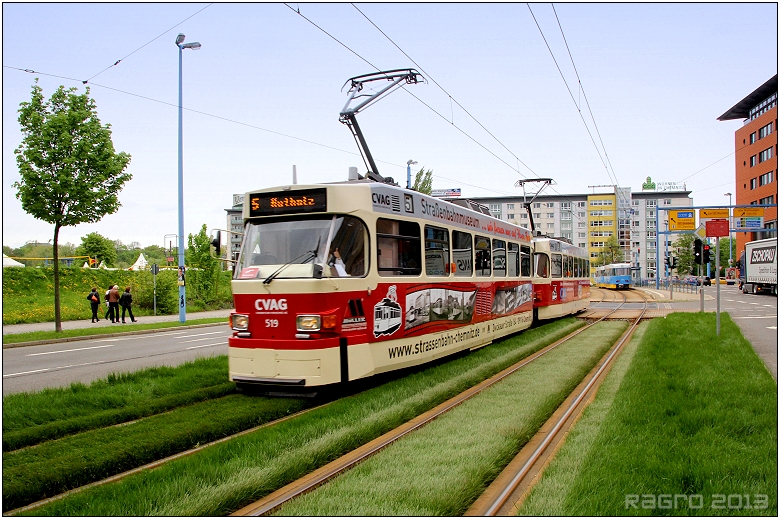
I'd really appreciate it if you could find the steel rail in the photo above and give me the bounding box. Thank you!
[473,290,648,516]
[233,297,632,516]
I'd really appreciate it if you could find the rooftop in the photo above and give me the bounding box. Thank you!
[717,74,778,121]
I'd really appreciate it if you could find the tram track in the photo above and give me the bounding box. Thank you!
[232,293,644,516]
[467,290,650,516]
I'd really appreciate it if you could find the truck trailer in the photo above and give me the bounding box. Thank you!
[738,237,777,295]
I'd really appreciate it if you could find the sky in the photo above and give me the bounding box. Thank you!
[3,2,777,250]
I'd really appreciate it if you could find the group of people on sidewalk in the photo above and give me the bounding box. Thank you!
[86,286,138,324]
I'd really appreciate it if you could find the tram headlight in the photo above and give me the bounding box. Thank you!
[297,315,321,331]
[231,314,249,331]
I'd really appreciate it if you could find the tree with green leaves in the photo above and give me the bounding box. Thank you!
[595,235,625,266]
[13,80,131,332]
[411,167,433,195]
[187,224,221,304]
[75,232,117,267]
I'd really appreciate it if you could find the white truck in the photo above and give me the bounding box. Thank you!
[739,237,777,295]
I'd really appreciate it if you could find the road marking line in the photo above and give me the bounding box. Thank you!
[26,344,114,356]
[180,337,225,343]
[185,342,225,350]
[174,331,227,339]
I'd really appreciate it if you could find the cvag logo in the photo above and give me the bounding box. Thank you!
[255,298,288,312]
[372,192,392,207]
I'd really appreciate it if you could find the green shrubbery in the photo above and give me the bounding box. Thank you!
[2,266,233,324]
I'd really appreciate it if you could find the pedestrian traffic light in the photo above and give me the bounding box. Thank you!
[210,230,221,255]
[693,238,702,264]
[702,244,711,264]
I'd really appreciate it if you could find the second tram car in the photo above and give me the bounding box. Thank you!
[594,262,632,289]
[531,237,591,319]
[228,181,539,390]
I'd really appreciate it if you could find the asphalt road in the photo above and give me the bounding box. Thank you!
[2,325,232,395]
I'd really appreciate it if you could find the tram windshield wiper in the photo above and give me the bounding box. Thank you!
[262,237,321,285]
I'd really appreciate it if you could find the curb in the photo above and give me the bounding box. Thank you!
[2,322,229,349]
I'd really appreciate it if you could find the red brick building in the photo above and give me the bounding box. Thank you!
[718,75,777,256]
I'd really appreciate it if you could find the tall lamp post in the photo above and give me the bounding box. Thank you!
[406,159,417,189]
[176,33,201,323]
[725,192,733,272]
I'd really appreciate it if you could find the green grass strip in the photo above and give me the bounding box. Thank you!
[521,312,777,516]
[3,357,230,448]
[2,318,227,344]
[3,394,309,512]
[19,319,583,516]
[273,322,628,516]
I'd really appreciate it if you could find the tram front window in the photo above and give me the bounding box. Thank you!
[236,215,367,279]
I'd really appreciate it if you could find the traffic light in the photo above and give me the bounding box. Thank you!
[671,256,678,269]
[702,244,711,264]
[210,230,221,255]
[693,238,703,264]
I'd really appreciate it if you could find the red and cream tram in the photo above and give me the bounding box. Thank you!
[531,237,591,320]
[228,181,537,390]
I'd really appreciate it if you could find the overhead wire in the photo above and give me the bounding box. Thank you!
[527,3,620,190]
[82,4,214,84]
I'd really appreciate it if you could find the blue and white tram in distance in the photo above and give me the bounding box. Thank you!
[594,262,632,289]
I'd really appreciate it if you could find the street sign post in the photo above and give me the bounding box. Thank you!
[706,219,729,238]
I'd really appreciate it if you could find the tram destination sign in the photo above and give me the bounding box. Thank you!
[248,188,327,217]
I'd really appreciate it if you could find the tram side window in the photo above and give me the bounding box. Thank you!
[376,218,421,276]
[475,235,491,277]
[565,255,573,278]
[493,239,506,277]
[424,225,450,276]
[551,253,563,278]
[534,253,549,278]
[452,230,473,277]
[507,243,519,277]
[575,257,582,278]
[521,245,531,277]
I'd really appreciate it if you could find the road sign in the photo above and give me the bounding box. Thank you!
[700,208,729,220]
[733,207,765,218]
[736,217,764,229]
[669,210,695,231]
[694,224,707,239]
[150,263,160,275]
[706,219,729,237]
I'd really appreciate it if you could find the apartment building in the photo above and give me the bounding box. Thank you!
[471,182,692,281]
[718,74,778,255]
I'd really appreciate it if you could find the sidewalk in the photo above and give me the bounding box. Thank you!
[633,286,713,302]
[2,309,233,336]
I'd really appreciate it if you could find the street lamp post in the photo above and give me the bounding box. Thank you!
[176,33,201,323]
[724,192,733,269]
[406,159,417,189]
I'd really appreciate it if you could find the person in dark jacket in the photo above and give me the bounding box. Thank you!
[120,287,137,323]
[87,287,101,323]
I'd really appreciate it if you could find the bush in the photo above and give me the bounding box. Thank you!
[2,266,232,324]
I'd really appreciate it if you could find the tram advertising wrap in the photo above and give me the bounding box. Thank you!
[228,182,586,391]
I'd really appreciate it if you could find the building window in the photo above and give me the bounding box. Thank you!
[507,213,514,220]
[759,171,774,186]
[577,201,586,208]
[547,202,555,208]
[507,203,514,210]
[759,148,773,163]
[533,213,541,219]
[547,223,555,229]
[533,203,541,208]
[547,212,555,218]
[750,93,777,120]
[759,195,775,205]
[646,200,656,208]
[750,155,758,167]
[751,178,757,190]
[759,122,773,139]
[647,231,656,239]
[750,132,757,144]
[520,213,527,219]
[664,199,672,205]
[561,202,571,210]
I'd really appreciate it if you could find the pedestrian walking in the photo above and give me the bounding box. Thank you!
[104,288,111,320]
[108,285,121,323]
[120,287,137,323]
[87,287,101,323]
